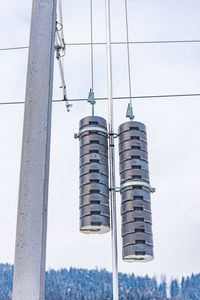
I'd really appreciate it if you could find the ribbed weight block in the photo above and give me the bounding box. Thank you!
[121,200,151,214]
[123,244,154,262]
[80,183,109,197]
[80,134,108,148]
[80,194,109,208]
[121,186,150,195]
[80,163,108,177]
[122,210,152,225]
[119,121,146,134]
[80,153,108,166]
[119,140,148,154]
[80,144,108,157]
[122,221,152,236]
[80,173,108,187]
[78,116,110,234]
[121,189,151,202]
[80,116,107,130]
[122,233,153,247]
[119,131,147,144]
[120,159,149,173]
[119,149,148,163]
[80,215,110,234]
[120,169,149,183]
[119,121,154,262]
[80,204,110,218]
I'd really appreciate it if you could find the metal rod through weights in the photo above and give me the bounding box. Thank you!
[105,0,119,299]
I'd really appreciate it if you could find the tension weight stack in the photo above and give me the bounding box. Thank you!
[78,116,110,234]
[118,121,154,262]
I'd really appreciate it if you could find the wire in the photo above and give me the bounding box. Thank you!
[90,0,94,91]
[0,46,29,51]
[2,40,200,51]
[1,93,200,106]
[55,1,72,111]
[63,39,200,45]
[58,0,65,43]
[1,40,200,52]
[125,0,132,108]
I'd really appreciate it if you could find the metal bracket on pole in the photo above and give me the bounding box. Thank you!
[55,41,72,112]
[120,181,156,193]
[111,183,156,194]
[74,125,108,140]
[55,4,72,112]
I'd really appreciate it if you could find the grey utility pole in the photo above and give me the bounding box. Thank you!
[12,1,57,300]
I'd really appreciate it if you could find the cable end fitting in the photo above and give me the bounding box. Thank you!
[126,103,134,120]
[87,89,96,106]
[64,96,72,112]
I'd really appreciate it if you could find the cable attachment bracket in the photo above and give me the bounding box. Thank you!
[55,3,72,112]
[126,103,134,120]
[87,89,96,116]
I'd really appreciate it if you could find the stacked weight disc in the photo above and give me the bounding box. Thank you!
[79,116,110,234]
[118,121,154,262]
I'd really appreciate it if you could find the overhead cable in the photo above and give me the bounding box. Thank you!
[90,0,94,92]
[1,40,200,52]
[125,0,132,106]
[124,0,134,120]
[1,93,200,106]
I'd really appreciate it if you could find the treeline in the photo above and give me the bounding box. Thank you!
[0,263,199,299]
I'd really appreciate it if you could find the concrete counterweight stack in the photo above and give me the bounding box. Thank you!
[118,121,154,262]
[78,116,110,234]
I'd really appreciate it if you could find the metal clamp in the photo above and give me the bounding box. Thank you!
[120,181,155,193]
[109,132,119,138]
[74,126,109,139]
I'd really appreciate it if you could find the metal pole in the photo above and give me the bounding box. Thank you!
[12,1,57,299]
[105,1,119,300]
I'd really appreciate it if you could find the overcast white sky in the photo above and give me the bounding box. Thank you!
[0,0,200,282]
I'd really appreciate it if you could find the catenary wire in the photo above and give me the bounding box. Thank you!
[1,40,200,52]
[90,0,94,91]
[58,0,65,44]
[124,0,133,107]
[1,93,200,105]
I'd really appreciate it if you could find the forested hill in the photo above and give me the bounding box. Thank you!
[0,263,200,299]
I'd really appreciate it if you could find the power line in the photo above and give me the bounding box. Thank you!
[0,93,200,106]
[0,46,29,51]
[1,40,200,52]
[125,0,133,108]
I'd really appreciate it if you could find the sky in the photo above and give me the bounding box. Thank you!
[0,0,200,282]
